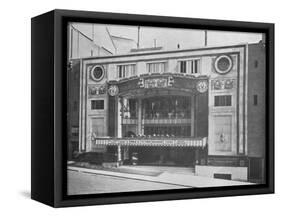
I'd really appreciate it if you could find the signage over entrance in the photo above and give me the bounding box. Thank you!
[139,76,174,88]
[109,74,209,95]
[95,137,207,147]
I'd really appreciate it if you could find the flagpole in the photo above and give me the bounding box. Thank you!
[204,30,208,47]
[137,26,140,48]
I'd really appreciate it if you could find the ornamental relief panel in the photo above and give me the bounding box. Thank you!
[211,79,236,90]
[88,85,107,98]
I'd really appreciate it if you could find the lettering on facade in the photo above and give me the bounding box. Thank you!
[139,76,174,88]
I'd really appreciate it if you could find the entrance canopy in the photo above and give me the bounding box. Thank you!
[95,137,207,148]
[104,73,209,146]
[108,73,209,97]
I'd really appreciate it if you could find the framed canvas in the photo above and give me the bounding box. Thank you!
[31,9,274,207]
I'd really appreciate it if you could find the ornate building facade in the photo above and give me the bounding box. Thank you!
[68,42,265,183]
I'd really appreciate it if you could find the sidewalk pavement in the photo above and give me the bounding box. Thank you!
[120,165,195,175]
[68,165,253,188]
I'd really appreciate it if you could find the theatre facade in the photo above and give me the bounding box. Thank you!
[68,42,265,183]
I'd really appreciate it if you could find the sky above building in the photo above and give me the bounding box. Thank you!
[72,22,263,52]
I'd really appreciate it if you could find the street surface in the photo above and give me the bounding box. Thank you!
[68,170,186,195]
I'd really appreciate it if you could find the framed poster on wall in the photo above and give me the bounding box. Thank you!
[31,9,274,207]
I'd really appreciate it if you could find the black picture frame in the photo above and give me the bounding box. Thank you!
[31,9,274,207]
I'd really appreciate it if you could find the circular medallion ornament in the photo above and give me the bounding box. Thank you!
[90,65,105,81]
[108,85,119,96]
[196,80,208,93]
[214,55,233,74]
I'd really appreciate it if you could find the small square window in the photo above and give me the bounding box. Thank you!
[91,100,104,110]
[254,60,259,68]
[253,95,258,105]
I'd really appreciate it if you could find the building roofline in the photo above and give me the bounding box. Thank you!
[131,47,163,52]
[71,43,248,61]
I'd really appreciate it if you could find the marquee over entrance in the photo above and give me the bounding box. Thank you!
[107,73,209,97]
[94,137,207,148]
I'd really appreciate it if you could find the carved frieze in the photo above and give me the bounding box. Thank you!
[88,85,107,97]
[212,79,235,90]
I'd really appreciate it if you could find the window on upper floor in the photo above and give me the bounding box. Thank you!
[254,60,259,68]
[214,95,232,107]
[253,95,258,106]
[147,62,167,74]
[179,59,200,74]
[91,100,104,110]
[117,64,136,78]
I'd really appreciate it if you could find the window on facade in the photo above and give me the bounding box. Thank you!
[254,60,259,68]
[179,61,187,73]
[142,96,191,119]
[91,100,104,110]
[122,98,137,119]
[253,95,258,106]
[179,59,200,74]
[117,64,136,78]
[147,62,167,73]
[214,95,232,107]
[128,99,137,119]
[144,126,191,137]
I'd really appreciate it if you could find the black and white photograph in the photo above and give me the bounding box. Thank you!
[66,22,267,195]
[0,0,279,213]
